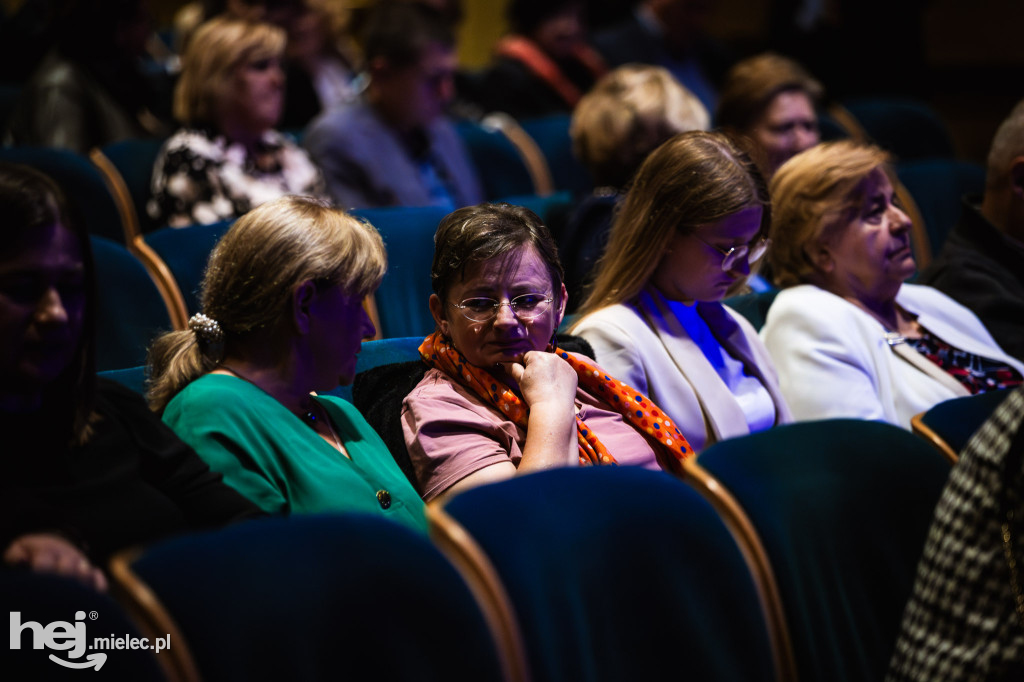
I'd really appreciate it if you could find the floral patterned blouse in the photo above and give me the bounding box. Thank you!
[147,128,328,228]
[908,329,1023,395]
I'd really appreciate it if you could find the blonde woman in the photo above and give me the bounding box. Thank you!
[762,141,1023,428]
[148,196,426,532]
[148,16,327,228]
[571,131,791,453]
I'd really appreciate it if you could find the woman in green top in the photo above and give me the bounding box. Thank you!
[147,195,426,533]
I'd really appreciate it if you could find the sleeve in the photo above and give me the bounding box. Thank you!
[573,314,651,397]
[100,380,267,526]
[302,120,379,209]
[401,376,522,502]
[761,296,889,423]
[148,138,236,228]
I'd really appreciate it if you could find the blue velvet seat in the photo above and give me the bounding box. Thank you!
[912,388,1015,464]
[351,205,449,339]
[697,418,953,682]
[430,466,783,682]
[110,514,510,682]
[90,235,173,372]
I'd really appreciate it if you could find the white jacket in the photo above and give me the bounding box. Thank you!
[761,283,1024,429]
[573,288,792,453]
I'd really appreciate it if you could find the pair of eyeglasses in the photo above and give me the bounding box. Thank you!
[452,293,554,322]
[693,235,771,272]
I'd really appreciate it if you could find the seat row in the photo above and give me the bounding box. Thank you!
[11,412,955,681]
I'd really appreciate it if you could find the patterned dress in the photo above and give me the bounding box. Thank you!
[148,128,328,228]
[887,386,1024,681]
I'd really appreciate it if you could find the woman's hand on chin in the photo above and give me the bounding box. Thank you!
[502,350,578,410]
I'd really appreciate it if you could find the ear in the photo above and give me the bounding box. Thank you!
[292,280,318,335]
[1010,156,1024,198]
[553,282,568,329]
[806,242,834,274]
[429,293,449,337]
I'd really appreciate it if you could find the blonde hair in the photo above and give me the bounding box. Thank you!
[571,63,710,188]
[575,130,770,316]
[715,52,823,134]
[147,196,386,412]
[173,16,287,127]
[768,140,891,288]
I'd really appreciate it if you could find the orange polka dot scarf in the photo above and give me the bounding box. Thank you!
[419,331,694,474]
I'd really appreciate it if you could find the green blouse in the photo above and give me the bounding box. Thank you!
[163,374,426,533]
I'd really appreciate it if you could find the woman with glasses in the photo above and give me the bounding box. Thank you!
[401,202,696,502]
[570,131,792,453]
[763,140,1022,428]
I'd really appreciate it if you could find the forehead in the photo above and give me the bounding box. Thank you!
[854,167,893,198]
[453,244,554,294]
[701,204,764,239]
[763,90,815,121]
[414,41,457,72]
[0,221,82,271]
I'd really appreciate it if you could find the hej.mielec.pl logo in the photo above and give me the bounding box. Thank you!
[10,609,171,671]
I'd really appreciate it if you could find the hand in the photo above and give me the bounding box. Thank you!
[4,533,108,592]
[502,350,578,411]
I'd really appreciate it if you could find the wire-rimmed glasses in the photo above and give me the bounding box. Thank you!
[693,235,771,272]
[452,293,554,322]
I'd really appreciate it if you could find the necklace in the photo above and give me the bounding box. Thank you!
[302,400,350,459]
[218,364,349,458]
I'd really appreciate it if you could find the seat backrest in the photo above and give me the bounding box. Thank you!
[914,388,1015,463]
[0,145,126,242]
[519,113,592,197]
[98,365,149,396]
[352,205,448,339]
[723,289,781,331]
[90,235,173,371]
[897,158,986,258]
[142,219,235,318]
[91,137,167,237]
[6,570,166,679]
[697,418,953,682]
[454,116,540,199]
[323,336,425,404]
[432,466,781,682]
[111,514,510,682]
[841,97,956,160]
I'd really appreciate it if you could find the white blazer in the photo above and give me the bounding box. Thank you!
[572,288,793,453]
[761,283,1024,429]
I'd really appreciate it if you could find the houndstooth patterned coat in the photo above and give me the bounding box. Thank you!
[887,386,1024,681]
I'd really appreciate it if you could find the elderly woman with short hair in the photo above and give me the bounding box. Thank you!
[762,140,1024,428]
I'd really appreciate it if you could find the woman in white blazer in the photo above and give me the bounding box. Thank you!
[762,140,1024,429]
[571,131,793,453]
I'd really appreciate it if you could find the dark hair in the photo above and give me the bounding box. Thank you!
[0,162,96,444]
[506,0,582,35]
[360,0,454,69]
[715,52,823,134]
[431,203,564,305]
